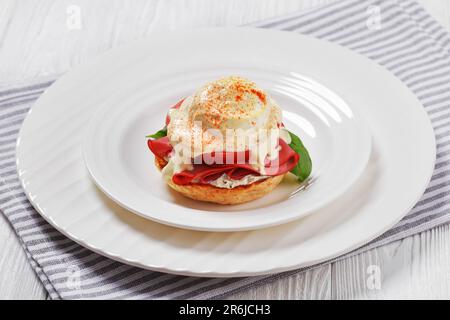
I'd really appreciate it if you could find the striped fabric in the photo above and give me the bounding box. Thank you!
[0,0,449,299]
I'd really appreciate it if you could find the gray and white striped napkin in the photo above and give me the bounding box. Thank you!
[1,0,449,299]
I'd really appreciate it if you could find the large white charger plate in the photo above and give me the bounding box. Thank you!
[82,62,372,231]
[16,28,435,276]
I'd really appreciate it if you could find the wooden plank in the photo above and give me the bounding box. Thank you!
[0,0,337,300]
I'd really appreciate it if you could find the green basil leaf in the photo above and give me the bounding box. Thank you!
[146,127,167,139]
[287,130,312,182]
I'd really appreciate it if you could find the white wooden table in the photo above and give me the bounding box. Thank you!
[0,0,449,300]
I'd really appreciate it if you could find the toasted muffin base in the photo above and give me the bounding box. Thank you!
[155,157,284,205]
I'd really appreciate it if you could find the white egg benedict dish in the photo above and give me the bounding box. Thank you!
[147,76,312,204]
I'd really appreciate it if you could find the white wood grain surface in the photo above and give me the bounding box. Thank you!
[0,0,449,300]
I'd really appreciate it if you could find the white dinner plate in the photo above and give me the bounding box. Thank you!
[82,68,371,231]
[16,28,435,276]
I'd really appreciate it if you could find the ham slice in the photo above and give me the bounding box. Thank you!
[147,136,299,185]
